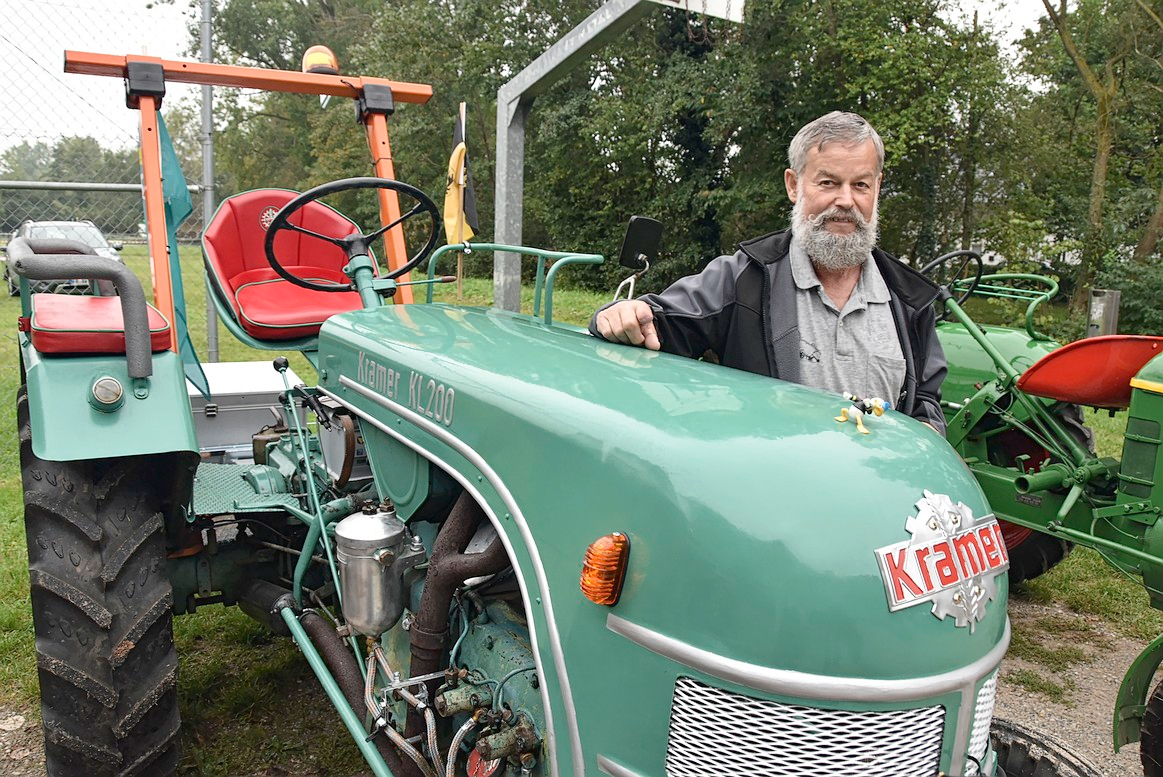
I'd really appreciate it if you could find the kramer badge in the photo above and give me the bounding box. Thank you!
[875,491,1010,631]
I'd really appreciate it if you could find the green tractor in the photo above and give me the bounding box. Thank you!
[11,51,1093,777]
[923,251,1163,773]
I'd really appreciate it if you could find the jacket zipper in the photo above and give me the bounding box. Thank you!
[749,253,779,378]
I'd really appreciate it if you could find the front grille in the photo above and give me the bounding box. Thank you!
[965,672,998,776]
[666,677,945,777]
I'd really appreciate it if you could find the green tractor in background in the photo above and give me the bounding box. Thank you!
[922,251,1163,773]
[9,50,1110,777]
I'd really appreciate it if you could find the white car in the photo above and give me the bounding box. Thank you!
[4,220,124,295]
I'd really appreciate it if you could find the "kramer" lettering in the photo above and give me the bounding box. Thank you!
[875,520,1009,611]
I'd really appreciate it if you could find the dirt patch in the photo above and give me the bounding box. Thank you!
[0,705,45,777]
[996,593,1143,776]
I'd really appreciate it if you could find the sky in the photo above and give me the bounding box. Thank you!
[2,0,197,155]
[0,0,1052,160]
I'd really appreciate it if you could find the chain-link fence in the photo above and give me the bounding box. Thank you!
[1,0,206,243]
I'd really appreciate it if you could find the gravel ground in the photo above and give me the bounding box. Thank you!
[0,708,44,777]
[996,594,1143,776]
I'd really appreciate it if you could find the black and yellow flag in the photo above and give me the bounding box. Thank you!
[444,102,480,243]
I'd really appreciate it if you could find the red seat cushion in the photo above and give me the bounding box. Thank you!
[1016,335,1163,409]
[203,189,373,340]
[30,294,171,354]
[232,265,365,340]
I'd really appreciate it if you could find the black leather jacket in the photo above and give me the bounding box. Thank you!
[590,229,947,433]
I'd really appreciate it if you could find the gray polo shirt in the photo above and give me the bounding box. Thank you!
[789,237,906,404]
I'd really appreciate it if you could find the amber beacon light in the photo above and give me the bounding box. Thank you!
[301,45,339,75]
[580,532,630,606]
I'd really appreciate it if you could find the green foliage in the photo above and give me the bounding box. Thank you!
[199,0,1163,311]
[1095,258,1163,335]
[0,138,141,234]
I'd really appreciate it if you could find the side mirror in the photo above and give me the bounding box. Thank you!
[617,216,663,271]
[111,242,124,251]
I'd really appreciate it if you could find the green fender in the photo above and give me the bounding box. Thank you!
[1116,632,1163,750]
[22,340,197,462]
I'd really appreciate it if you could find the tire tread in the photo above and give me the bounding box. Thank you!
[19,386,182,777]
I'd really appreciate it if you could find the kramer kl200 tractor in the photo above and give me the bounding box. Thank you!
[11,51,1091,777]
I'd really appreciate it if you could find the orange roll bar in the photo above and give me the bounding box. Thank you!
[365,113,414,304]
[136,92,179,352]
[64,51,433,104]
[64,50,435,311]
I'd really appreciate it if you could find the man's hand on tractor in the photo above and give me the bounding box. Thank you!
[596,300,661,351]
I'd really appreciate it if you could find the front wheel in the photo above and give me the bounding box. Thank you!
[19,387,183,776]
[991,718,1102,776]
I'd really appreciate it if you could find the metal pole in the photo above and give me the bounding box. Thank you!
[1086,289,1121,337]
[493,0,653,311]
[493,99,527,311]
[491,0,742,310]
[201,0,219,362]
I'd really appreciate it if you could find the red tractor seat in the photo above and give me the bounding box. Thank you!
[29,294,172,354]
[1016,335,1163,409]
[202,189,373,340]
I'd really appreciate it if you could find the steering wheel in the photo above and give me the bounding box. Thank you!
[919,249,983,312]
[263,176,440,293]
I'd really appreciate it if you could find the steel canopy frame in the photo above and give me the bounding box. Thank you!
[63,50,435,329]
[492,0,743,310]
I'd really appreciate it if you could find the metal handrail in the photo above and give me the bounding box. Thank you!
[952,272,1059,341]
[426,242,603,324]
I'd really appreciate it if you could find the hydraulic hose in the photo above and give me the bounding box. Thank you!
[400,491,510,777]
[445,715,478,777]
[424,707,444,776]
[300,610,408,776]
[406,495,508,715]
[365,648,439,777]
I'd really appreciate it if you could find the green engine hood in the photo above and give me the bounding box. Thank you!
[937,319,1059,407]
[320,305,1008,683]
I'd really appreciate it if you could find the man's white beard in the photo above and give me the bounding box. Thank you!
[792,196,879,271]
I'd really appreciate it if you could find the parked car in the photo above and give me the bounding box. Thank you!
[4,220,123,295]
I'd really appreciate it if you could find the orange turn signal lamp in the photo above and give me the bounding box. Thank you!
[580,532,630,606]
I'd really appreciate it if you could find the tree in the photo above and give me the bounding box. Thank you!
[1031,0,1163,302]
[201,0,1028,297]
[0,137,140,235]
[1131,0,1163,262]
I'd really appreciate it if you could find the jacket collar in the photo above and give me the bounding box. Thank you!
[738,228,940,310]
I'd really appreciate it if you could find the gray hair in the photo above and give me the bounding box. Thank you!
[787,111,884,176]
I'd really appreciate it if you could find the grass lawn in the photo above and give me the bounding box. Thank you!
[0,244,1157,774]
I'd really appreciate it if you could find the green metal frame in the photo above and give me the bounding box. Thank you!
[952,273,1059,341]
[20,338,198,462]
[424,242,603,324]
[939,284,1163,749]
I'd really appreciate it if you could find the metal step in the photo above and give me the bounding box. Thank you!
[193,462,299,516]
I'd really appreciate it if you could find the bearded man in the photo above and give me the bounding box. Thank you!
[590,110,947,434]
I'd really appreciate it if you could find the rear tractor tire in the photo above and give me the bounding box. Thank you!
[1140,676,1163,776]
[990,718,1102,776]
[19,387,182,777]
[999,522,1073,588]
